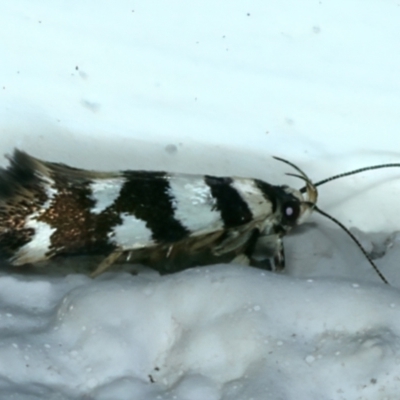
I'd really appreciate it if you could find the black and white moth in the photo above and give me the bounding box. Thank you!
[0,150,396,282]
[0,150,318,277]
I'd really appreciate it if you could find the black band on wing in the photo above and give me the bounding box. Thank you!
[204,176,253,228]
[114,171,190,243]
[253,180,278,213]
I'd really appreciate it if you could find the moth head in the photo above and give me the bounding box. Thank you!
[273,156,396,285]
[273,157,318,228]
[280,185,316,226]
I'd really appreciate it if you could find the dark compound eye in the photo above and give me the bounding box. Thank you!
[283,201,300,223]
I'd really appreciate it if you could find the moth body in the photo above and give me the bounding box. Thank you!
[0,150,316,275]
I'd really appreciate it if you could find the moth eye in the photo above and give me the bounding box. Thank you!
[283,201,300,222]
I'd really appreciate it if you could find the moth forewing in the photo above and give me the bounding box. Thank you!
[0,150,315,276]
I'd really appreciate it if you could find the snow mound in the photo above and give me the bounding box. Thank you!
[1,259,400,400]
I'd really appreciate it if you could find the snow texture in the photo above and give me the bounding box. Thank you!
[1,1,400,399]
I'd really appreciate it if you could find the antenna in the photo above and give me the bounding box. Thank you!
[273,156,317,204]
[277,158,395,285]
[300,163,400,193]
[314,206,389,284]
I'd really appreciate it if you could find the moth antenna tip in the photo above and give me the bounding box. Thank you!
[315,206,389,285]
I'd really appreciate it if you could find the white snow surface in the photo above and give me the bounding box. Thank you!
[1,1,400,399]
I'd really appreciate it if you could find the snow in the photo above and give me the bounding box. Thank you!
[1,0,400,399]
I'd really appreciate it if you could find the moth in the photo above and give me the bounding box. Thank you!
[0,150,395,282]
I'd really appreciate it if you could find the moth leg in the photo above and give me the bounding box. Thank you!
[91,250,124,278]
[166,245,174,258]
[231,254,250,265]
[249,234,286,272]
[125,251,133,262]
[229,229,259,265]
[230,229,265,266]
[272,238,285,272]
[243,229,261,259]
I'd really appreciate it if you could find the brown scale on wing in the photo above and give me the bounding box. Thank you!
[0,151,121,262]
[0,151,49,257]
[36,163,120,257]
